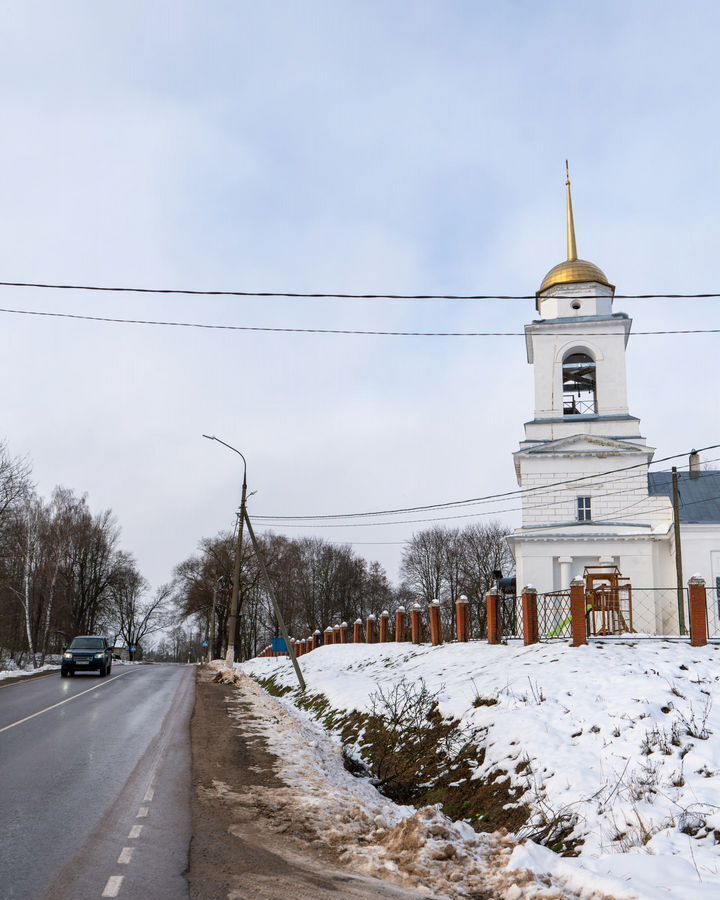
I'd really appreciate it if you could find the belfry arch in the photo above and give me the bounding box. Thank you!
[561,351,596,416]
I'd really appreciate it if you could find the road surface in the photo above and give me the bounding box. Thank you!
[0,663,194,900]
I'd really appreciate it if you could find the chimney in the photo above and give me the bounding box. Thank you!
[689,449,701,480]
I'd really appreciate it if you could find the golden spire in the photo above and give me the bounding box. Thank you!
[566,159,577,262]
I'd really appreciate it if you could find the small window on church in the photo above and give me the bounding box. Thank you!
[562,352,596,415]
[577,496,592,521]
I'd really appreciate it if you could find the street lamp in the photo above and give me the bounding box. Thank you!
[202,436,306,691]
[203,434,248,667]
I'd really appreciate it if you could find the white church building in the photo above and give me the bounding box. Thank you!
[506,171,720,633]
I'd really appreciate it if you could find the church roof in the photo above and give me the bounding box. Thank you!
[648,470,720,524]
[538,163,613,294]
[539,258,611,293]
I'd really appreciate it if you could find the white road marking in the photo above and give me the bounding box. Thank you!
[143,787,154,802]
[0,670,134,734]
[117,847,134,865]
[128,825,143,839]
[102,875,124,897]
[136,806,149,818]
[0,672,57,689]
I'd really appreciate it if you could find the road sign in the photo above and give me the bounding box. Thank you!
[201,640,209,648]
[271,637,287,654]
[130,645,136,653]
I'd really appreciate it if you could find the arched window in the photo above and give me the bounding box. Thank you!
[562,352,596,415]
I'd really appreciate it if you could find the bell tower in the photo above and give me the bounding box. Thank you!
[507,165,672,596]
[519,163,642,454]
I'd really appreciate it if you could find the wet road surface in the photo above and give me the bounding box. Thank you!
[0,663,194,900]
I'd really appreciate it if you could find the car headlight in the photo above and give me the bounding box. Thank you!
[63,652,72,659]
[94,652,105,658]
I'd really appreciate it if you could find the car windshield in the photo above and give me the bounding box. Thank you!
[69,637,105,650]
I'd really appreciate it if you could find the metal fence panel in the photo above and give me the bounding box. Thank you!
[537,590,572,640]
[708,581,720,640]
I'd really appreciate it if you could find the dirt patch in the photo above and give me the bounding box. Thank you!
[187,667,422,900]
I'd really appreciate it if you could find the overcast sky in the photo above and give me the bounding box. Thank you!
[1,1,719,589]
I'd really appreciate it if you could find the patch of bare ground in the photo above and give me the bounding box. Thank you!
[187,666,424,900]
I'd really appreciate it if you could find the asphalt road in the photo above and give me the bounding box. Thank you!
[0,663,195,900]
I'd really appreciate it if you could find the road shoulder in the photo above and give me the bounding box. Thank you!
[187,667,420,900]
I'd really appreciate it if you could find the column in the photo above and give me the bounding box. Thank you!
[558,556,573,591]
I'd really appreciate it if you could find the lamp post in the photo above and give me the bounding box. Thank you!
[202,436,306,691]
[203,435,247,667]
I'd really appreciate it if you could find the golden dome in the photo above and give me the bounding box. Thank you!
[537,162,612,295]
[539,258,611,293]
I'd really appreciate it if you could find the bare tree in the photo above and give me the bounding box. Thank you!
[400,527,448,603]
[110,557,169,659]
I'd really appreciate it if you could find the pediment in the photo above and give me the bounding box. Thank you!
[516,434,652,458]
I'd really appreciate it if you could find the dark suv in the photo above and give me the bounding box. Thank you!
[61,636,113,677]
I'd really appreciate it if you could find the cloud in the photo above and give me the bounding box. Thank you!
[0,2,718,587]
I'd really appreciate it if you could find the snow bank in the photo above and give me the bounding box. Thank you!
[227,669,621,898]
[241,640,720,898]
[0,662,60,681]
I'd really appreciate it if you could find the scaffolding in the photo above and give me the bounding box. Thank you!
[584,564,634,635]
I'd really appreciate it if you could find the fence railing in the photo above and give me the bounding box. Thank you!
[256,579,718,658]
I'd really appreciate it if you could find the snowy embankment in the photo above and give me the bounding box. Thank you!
[240,641,720,899]
[0,661,60,681]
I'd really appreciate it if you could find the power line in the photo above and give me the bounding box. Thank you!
[1,306,718,339]
[253,444,720,522]
[2,279,720,301]
[256,459,720,533]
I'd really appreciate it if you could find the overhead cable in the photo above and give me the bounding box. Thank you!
[253,443,720,521]
[2,279,720,301]
[0,306,718,339]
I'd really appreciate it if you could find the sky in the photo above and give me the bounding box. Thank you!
[1,1,719,590]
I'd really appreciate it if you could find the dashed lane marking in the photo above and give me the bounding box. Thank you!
[143,787,154,802]
[0,670,134,734]
[117,847,134,865]
[101,875,124,897]
[136,806,149,818]
[128,825,143,839]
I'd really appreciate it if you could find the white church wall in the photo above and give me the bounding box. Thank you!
[527,320,631,421]
[517,454,672,530]
[680,526,720,587]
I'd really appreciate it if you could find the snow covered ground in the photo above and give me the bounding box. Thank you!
[240,640,720,899]
[0,661,60,681]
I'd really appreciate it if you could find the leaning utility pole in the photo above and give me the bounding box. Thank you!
[202,435,248,668]
[671,466,687,635]
[243,507,306,691]
[226,476,247,666]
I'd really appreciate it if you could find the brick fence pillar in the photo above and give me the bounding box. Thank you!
[395,606,406,641]
[570,576,587,647]
[353,618,363,643]
[411,603,422,644]
[688,575,708,647]
[522,585,539,646]
[456,595,469,642]
[429,599,443,646]
[486,590,500,644]
[339,621,348,644]
[324,626,334,646]
[303,637,310,655]
[379,610,390,642]
[333,624,341,644]
[312,629,321,651]
[366,614,377,644]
